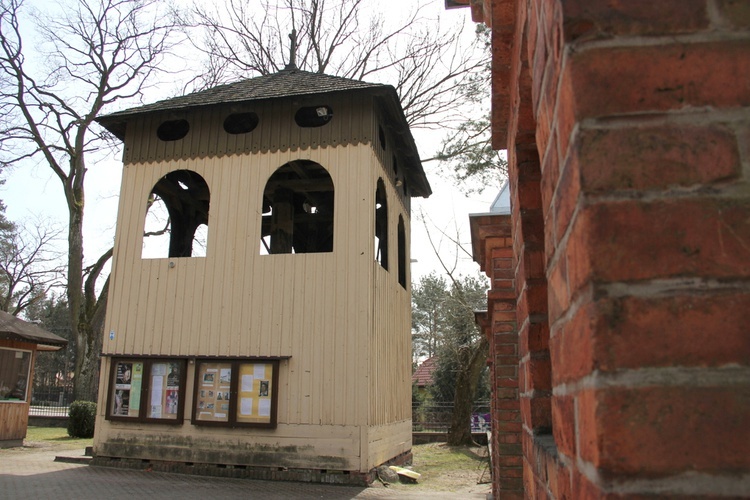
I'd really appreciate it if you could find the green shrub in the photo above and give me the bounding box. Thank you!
[67,400,96,438]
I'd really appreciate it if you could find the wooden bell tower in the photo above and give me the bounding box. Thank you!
[92,68,430,484]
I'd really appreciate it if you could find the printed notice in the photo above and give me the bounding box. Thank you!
[258,398,271,417]
[241,375,254,392]
[150,375,163,405]
[253,364,265,379]
[240,398,253,416]
[130,364,143,411]
[150,405,162,418]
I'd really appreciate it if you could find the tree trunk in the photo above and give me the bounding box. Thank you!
[73,319,101,401]
[446,335,489,446]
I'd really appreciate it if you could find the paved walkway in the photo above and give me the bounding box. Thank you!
[0,444,486,499]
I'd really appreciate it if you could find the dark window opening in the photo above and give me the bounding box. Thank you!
[143,170,210,259]
[378,126,386,150]
[0,348,31,401]
[260,160,334,254]
[398,215,406,288]
[156,119,190,141]
[294,105,333,128]
[393,155,403,189]
[223,112,259,135]
[375,179,388,270]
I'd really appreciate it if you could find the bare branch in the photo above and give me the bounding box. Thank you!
[180,0,486,128]
[0,0,182,400]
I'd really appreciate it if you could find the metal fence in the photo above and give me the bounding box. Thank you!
[412,401,491,433]
[29,387,74,417]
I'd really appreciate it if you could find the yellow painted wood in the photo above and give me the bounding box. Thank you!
[99,97,415,472]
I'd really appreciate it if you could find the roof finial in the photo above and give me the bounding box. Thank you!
[286,29,297,70]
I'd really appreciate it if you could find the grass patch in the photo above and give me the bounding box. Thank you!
[381,443,490,494]
[25,426,93,449]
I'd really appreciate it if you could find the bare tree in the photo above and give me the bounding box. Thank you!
[178,0,486,128]
[422,24,507,194]
[0,218,65,316]
[0,0,179,400]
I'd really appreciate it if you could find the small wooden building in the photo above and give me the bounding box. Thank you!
[0,310,68,448]
[93,68,430,483]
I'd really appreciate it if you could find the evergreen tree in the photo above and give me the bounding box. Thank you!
[25,295,74,393]
[412,272,490,444]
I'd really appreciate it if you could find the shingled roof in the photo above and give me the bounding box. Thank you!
[0,310,68,351]
[97,68,431,197]
[412,357,437,387]
[101,68,388,119]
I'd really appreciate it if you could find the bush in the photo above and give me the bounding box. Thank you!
[67,400,96,438]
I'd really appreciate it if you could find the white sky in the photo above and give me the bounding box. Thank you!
[0,0,499,286]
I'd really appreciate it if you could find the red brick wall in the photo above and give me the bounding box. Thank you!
[468,0,750,497]
[470,214,523,498]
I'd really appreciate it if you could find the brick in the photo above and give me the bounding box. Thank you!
[544,207,556,264]
[495,343,518,356]
[552,148,581,241]
[576,388,600,466]
[528,354,552,392]
[581,386,750,476]
[516,285,529,326]
[527,245,546,280]
[582,198,750,281]
[570,467,603,499]
[535,94,552,160]
[540,129,559,212]
[561,0,710,41]
[552,460,572,500]
[493,321,516,333]
[570,41,750,118]
[495,420,523,433]
[547,248,569,324]
[550,301,595,385]
[526,281,548,315]
[564,215,592,296]
[518,174,544,212]
[576,124,741,192]
[495,365,518,378]
[498,433,522,444]
[522,451,534,489]
[595,293,750,369]
[519,321,549,357]
[496,454,524,467]
[716,0,750,29]
[552,395,576,458]
[555,63,577,164]
[494,332,518,344]
[520,395,552,431]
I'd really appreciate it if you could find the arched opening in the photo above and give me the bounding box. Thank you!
[260,160,334,254]
[398,215,406,288]
[142,170,210,258]
[375,179,388,270]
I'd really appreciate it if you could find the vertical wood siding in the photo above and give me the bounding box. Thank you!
[99,98,414,469]
[0,402,29,442]
[369,155,412,426]
[104,143,381,428]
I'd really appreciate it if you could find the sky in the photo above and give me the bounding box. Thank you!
[0,0,501,287]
